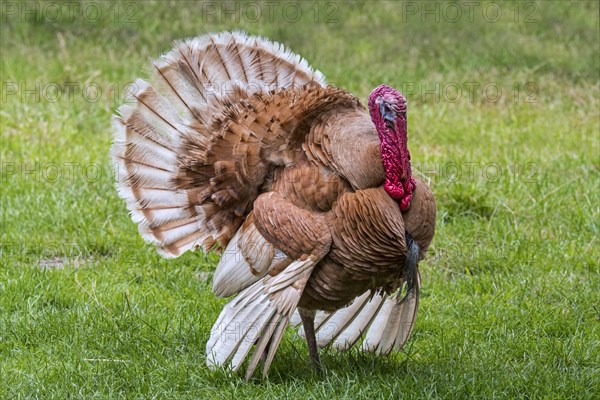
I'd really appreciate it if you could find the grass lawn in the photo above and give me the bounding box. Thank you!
[1,1,599,398]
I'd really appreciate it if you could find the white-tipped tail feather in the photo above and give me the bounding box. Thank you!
[152,31,326,120]
[111,80,211,257]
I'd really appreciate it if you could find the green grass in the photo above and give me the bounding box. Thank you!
[1,0,599,398]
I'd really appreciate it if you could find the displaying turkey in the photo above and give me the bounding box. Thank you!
[111,31,436,379]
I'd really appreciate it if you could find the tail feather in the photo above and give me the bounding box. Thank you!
[122,79,187,145]
[112,81,210,257]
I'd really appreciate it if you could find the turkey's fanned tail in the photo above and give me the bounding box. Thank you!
[111,32,328,257]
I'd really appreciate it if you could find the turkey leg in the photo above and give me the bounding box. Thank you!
[298,308,322,372]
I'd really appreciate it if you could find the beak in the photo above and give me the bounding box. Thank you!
[379,101,396,131]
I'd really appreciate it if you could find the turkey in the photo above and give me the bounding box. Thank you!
[111,31,436,379]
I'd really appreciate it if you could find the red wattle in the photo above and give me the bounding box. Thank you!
[385,176,415,211]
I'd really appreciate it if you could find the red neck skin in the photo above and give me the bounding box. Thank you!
[369,102,415,211]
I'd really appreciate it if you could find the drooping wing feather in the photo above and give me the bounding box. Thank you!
[360,281,420,354]
[206,191,332,378]
[294,273,420,354]
[212,212,291,297]
[206,257,314,378]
